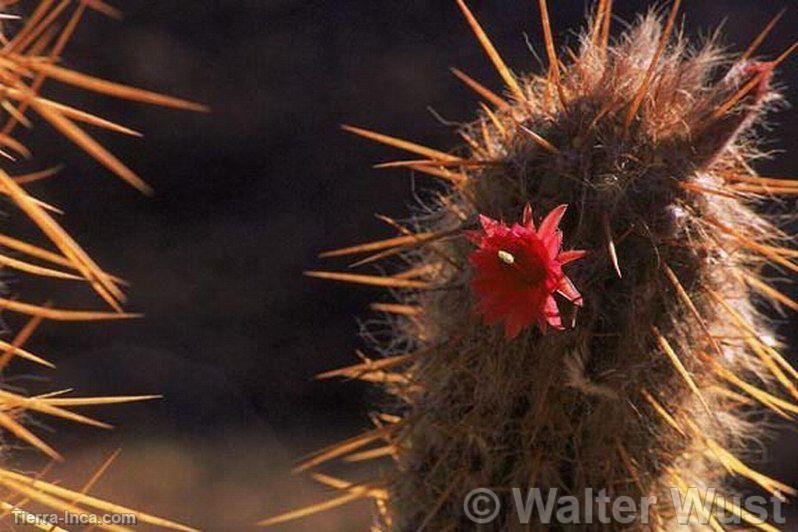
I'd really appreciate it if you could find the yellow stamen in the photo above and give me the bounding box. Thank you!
[498,250,515,265]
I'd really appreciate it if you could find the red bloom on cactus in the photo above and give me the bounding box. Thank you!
[467,204,586,339]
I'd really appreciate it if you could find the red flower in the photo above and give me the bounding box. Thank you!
[467,204,586,339]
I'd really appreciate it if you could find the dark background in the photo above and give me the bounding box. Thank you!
[2,1,797,530]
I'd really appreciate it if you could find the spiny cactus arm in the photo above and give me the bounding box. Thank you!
[265,0,798,529]
[0,2,203,530]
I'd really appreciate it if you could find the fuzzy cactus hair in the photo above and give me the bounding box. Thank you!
[266,1,798,529]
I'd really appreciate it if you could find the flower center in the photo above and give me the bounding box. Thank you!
[497,248,547,286]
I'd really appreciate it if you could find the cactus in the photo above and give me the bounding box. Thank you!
[0,2,202,529]
[266,1,798,530]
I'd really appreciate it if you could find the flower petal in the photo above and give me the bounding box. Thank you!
[478,214,500,232]
[557,249,587,264]
[543,296,563,329]
[544,230,563,257]
[537,204,568,239]
[557,275,583,306]
[522,203,534,229]
[464,229,483,244]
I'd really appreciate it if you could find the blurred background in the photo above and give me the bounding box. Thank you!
[1,0,796,530]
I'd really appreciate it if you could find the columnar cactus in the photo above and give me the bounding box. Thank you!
[267,1,798,530]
